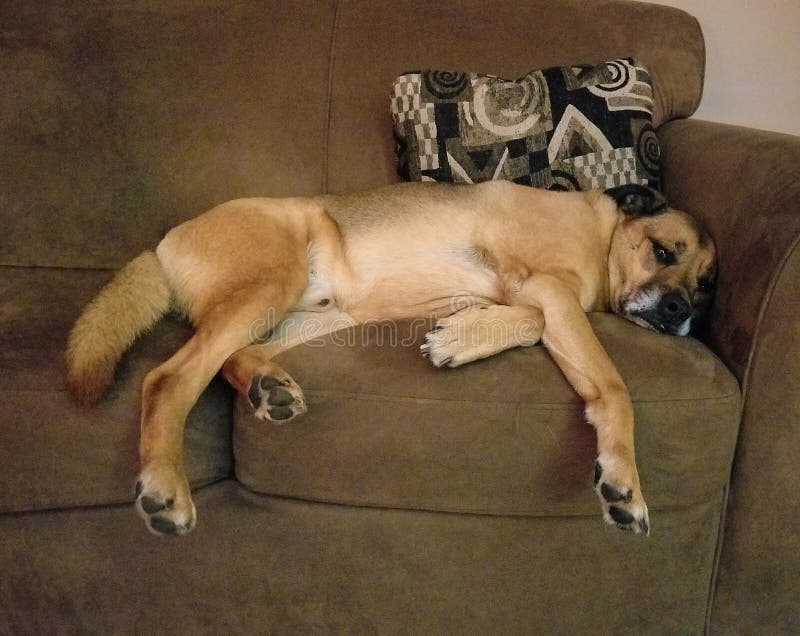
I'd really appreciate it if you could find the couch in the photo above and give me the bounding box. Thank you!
[1,1,798,633]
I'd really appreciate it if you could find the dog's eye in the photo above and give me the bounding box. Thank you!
[650,240,676,266]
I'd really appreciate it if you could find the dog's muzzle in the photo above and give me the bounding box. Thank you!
[639,292,692,335]
[621,289,693,336]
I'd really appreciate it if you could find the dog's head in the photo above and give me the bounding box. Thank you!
[605,184,717,336]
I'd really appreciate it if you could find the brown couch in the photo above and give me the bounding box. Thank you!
[1,1,798,633]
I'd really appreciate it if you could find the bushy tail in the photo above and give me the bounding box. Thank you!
[66,251,172,407]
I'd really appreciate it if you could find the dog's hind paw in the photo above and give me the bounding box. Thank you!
[248,374,306,423]
[135,463,196,536]
[593,457,650,535]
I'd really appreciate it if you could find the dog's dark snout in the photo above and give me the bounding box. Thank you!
[659,292,691,325]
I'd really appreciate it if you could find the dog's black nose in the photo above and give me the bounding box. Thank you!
[658,292,691,326]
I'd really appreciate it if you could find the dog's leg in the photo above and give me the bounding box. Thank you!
[135,284,301,536]
[223,347,306,423]
[520,274,650,535]
[421,304,543,367]
[222,309,357,422]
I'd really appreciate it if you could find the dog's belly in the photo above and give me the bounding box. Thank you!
[350,271,502,320]
[291,236,502,320]
[341,244,503,320]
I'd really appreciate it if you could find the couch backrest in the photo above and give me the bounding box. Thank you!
[0,0,703,269]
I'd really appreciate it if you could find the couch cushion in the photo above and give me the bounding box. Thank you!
[0,480,726,634]
[0,267,233,513]
[234,314,740,516]
[391,60,660,190]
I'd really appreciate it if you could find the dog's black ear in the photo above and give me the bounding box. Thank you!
[605,184,668,216]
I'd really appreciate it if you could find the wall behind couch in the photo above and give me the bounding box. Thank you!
[646,0,800,136]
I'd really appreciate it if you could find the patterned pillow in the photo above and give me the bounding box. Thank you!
[390,58,660,191]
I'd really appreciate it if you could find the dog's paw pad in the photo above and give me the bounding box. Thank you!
[140,495,167,514]
[259,376,285,391]
[600,482,632,503]
[267,405,295,420]
[135,467,196,537]
[593,458,650,536]
[248,375,306,423]
[268,387,295,406]
[608,505,635,525]
[149,516,180,535]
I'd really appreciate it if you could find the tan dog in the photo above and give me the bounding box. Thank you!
[66,181,716,537]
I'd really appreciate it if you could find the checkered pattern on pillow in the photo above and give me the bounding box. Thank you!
[390,58,660,191]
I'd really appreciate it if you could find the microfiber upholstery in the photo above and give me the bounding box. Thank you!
[0,481,725,634]
[0,1,338,269]
[234,315,740,516]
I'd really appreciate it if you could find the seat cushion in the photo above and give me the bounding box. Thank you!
[0,480,726,634]
[234,314,740,516]
[0,267,233,513]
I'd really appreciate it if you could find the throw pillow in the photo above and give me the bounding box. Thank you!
[390,58,660,191]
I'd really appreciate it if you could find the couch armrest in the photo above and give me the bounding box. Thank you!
[659,119,800,631]
[659,119,800,381]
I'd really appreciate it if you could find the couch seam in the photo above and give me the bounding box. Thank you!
[231,484,724,520]
[0,382,741,404]
[705,482,730,635]
[300,388,740,407]
[0,387,737,402]
[0,475,230,517]
[0,485,725,523]
[739,232,800,407]
[322,0,342,194]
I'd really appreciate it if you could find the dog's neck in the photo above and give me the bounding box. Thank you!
[584,190,627,312]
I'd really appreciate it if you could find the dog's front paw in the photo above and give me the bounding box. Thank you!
[419,317,499,368]
[420,322,462,368]
[593,456,650,535]
[420,307,542,368]
[135,462,196,536]
[247,374,306,423]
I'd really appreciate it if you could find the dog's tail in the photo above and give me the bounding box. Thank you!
[66,251,172,407]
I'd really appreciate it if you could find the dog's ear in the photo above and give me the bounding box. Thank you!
[604,184,668,216]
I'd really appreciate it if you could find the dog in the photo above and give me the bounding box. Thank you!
[66,181,717,537]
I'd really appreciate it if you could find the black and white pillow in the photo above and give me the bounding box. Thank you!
[391,58,660,191]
